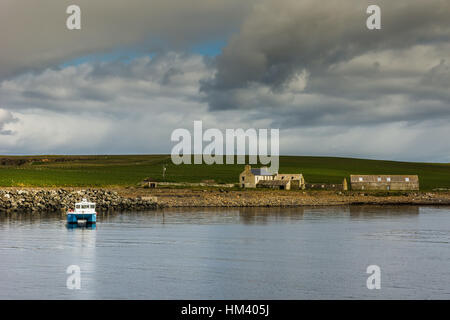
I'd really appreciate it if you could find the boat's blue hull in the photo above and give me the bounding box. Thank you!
[67,213,96,224]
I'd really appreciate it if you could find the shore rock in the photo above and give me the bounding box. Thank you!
[0,189,157,213]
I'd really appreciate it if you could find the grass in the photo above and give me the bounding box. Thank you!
[0,155,448,190]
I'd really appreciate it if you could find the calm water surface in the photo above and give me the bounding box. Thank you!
[0,206,449,299]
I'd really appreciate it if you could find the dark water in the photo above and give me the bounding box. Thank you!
[0,206,449,299]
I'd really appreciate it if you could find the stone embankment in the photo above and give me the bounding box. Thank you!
[141,189,450,207]
[0,189,158,213]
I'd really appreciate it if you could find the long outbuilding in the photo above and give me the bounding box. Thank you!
[350,175,419,191]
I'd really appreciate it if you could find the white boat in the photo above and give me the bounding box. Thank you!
[67,198,97,224]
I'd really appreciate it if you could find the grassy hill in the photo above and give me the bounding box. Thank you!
[0,155,448,190]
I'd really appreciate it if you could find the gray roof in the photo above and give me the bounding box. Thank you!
[251,167,273,176]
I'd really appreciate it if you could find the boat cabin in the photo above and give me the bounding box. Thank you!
[74,198,96,214]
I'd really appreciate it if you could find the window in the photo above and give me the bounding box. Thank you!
[90,205,95,209]
[242,177,245,181]
[377,177,381,182]
[387,177,391,182]
[82,205,89,209]
[76,205,80,209]
[405,177,410,182]
[359,177,363,182]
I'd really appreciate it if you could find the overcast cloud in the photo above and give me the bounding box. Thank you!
[1,0,449,161]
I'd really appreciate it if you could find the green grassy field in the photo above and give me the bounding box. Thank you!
[0,155,448,190]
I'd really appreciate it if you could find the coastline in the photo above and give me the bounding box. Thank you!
[144,188,450,207]
[1,187,449,213]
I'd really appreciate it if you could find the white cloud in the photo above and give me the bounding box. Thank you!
[0,109,17,135]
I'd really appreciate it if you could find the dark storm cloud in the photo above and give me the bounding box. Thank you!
[202,0,450,112]
[0,0,255,80]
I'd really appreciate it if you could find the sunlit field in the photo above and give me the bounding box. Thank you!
[0,155,448,190]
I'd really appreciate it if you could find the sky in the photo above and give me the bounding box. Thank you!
[1,0,450,162]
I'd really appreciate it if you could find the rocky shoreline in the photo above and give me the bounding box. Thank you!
[0,189,157,213]
[0,188,449,213]
[125,188,450,208]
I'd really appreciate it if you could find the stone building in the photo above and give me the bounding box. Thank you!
[141,178,157,188]
[239,165,305,189]
[239,165,275,188]
[257,180,291,190]
[350,175,419,191]
[274,173,306,190]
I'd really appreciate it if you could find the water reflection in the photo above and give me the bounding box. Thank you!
[153,205,420,224]
[156,207,307,225]
[349,205,419,219]
[0,205,424,228]
[0,211,64,224]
